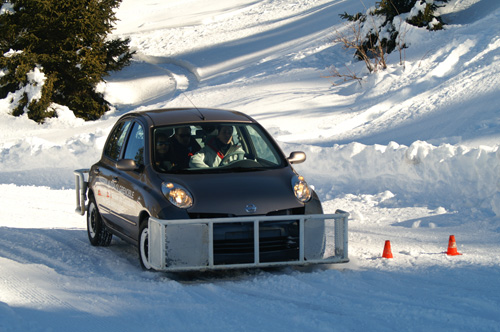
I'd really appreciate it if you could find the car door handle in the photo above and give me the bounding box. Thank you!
[93,168,100,175]
[112,177,119,184]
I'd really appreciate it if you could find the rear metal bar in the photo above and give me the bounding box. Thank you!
[335,209,348,259]
[148,211,349,272]
[74,169,89,216]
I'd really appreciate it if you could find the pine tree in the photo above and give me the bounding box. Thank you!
[0,0,134,122]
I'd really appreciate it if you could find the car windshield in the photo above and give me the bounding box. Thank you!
[152,123,286,173]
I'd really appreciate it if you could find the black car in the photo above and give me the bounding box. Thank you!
[75,108,348,271]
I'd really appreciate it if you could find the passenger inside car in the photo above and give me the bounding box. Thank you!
[166,126,201,169]
[190,125,244,168]
[154,133,173,170]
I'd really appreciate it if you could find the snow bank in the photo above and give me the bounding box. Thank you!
[0,130,107,188]
[291,141,500,216]
[1,121,498,217]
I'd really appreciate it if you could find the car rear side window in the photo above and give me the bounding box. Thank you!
[104,120,131,160]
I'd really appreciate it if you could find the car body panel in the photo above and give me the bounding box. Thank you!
[158,167,303,216]
[143,108,255,126]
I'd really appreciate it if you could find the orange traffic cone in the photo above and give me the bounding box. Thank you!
[446,235,462,256]
[382,240,393,259]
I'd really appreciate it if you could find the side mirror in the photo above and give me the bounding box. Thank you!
[116,159,138,171]
[287,151,306,164]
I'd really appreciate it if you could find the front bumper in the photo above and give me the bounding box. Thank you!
[148,212,349,272]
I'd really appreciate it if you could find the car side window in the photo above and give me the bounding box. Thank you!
[104,120,132,161]
[123,122,145,167]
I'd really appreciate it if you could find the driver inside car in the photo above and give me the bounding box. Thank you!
[190,125,244,168]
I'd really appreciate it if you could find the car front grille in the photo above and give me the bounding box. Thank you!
[214,235,299,254]
[212,220,300,264]
[187,209,303,264]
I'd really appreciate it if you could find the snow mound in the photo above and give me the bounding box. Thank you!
[292,141,500,216]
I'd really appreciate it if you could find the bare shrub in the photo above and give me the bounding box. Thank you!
[333,17,388,74]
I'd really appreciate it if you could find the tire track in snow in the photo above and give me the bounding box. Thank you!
[0,258,74,310]
[133,53,200,103]
[0,257,131,331]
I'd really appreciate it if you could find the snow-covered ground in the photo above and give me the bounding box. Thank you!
[1,0,500,330]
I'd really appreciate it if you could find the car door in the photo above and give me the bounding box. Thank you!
[107,121,146,239]
[94,119,132,226]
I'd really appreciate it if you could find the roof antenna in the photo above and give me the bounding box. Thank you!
[182,91,205,120]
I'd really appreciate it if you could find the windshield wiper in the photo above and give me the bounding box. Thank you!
[226,167,266,172]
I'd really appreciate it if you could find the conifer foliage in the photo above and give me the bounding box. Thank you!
[0,0,134,122]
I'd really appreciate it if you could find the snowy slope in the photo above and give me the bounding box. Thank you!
[1,0,500,331]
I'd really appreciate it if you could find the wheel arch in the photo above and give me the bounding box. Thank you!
[138,210,151,228]
[87,188,95,203]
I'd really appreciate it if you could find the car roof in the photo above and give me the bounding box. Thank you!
[124,108,256,127]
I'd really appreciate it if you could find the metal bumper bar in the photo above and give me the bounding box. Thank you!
[148,212,349,272]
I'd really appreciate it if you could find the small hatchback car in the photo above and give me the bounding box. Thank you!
[75,108,348,271]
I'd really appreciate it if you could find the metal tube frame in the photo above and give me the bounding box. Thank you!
[148,212,349,272]
[74,169,89,216]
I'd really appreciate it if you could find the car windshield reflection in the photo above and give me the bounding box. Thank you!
[153,123,286,173]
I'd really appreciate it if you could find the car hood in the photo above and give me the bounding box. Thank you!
[159,167,303,216]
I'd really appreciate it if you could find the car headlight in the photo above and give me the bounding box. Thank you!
[292,175,312,203]
[161,182,193,209]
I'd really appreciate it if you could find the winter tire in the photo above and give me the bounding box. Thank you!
[139,221,152,270]
[87,197,112,246]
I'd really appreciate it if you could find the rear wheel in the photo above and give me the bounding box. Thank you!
[139,221,152,270]
[87,197,112,246]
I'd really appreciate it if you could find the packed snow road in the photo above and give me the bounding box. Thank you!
[0,184,499,331]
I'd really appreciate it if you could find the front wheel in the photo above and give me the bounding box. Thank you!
[87,198,112,246]
[139,221,152,270]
